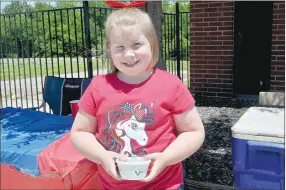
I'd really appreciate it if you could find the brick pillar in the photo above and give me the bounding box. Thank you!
[190,1,234,99]
[270,2,285,92]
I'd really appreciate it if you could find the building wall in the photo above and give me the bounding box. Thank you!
[190,1,285,101]
[190,1,234,98]
[270,1,285,91]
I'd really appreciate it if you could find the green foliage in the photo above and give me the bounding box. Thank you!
[0,1,190,60]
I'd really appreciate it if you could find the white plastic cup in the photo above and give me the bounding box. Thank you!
[116,157,151,180]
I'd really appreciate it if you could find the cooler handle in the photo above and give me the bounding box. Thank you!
[247,140,284,153]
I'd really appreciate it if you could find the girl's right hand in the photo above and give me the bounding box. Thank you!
[99,151,127,180]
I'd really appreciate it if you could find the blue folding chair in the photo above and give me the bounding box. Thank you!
[33,76,92,116]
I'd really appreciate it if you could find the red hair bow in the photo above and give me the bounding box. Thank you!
[106,0,147,8]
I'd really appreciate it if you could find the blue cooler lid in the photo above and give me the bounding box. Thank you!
[231,107,284,143]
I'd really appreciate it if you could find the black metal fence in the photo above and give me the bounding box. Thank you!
[0,3,190,111]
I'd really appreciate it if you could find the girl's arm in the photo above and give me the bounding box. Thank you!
[142,106,205,182]
[70,109,126,180]
[70,109,107,164]
[162,105,205,165]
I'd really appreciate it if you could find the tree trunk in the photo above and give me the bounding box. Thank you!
[146,1,166,71]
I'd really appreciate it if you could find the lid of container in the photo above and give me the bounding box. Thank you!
[231,107,285,138]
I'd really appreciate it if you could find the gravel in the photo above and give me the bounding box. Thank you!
[184,106,248,186]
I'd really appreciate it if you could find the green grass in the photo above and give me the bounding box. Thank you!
[1,57,105,80]
[1,57,190,81]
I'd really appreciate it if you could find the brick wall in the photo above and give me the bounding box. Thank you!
[270,2,285,91]
[190,1,234,98]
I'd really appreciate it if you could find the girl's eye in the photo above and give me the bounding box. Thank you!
[133,43,141,46]
[116,46,124,49]
[131,123,138,130]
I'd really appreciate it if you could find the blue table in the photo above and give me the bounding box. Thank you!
[1,107,73,176]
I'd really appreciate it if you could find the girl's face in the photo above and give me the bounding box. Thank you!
[108,26,153,76]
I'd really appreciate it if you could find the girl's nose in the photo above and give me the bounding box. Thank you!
[124,48,135,57]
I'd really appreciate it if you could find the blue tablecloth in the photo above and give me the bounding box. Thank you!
[1,107,73,176]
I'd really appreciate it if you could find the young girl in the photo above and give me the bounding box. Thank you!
[70,7,205,190]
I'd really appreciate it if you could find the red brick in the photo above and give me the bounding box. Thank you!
[209,12,222,17]
[204,27,218,31]
[209,50,223,55]
[191,17,203,22]
[207,88,222,93]
[217,84,232,88]
[271,81,285,86]
[223,41,233,45]
[195,12,209,18]
[217,65,232,71]
[192,8,204,13]
[276,56,284,61]
[204,55,218,60]
[223,12,233,17]
[207,31,222,36]
[218,26,233,31]
[195,78,207,83]
[204,7,218,12]
[278,25,285,29]
[273,19,285,25]
[193,51,207,55]
[218,17,233,22]
[192,82,203,87]
[193,60,207,64]
[208,2,223,7]
[208,78,222,83]
[223,31,233,35]
[193,31,208,36]
[218,36,232,40]
[193,3,209,8]
[203,45,218,50]
[203,74,217,78]
[203,65,217,69]
[208,60,222,64]
[223,2,234,7]
[218,7,233,12]
[204,36,218,40]
[193,22,209,27]
[204,17,218,22]
[202,92,217,97]
[209,22,223,26]
[191,74,203,78]
[223,21,234,26]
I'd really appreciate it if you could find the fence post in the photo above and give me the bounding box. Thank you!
[175,2,181,79]
[146,1,166,71]
[83,1,93,78]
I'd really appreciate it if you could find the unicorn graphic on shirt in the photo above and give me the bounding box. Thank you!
[100,101,156,156]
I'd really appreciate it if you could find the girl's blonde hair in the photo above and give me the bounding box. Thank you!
[105,8,159,73]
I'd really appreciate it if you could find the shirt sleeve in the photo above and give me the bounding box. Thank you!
[78,77,97,117]
[172,78,196,114]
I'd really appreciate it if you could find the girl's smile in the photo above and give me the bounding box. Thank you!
[122,60,140,68]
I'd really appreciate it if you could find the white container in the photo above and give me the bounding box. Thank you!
[116,157,151,180]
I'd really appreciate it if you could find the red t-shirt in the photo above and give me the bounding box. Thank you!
[78,68,195,190]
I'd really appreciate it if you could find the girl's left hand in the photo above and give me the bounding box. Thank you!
[140,152,169,182]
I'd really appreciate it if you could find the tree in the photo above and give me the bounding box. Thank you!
[2,2,32,14]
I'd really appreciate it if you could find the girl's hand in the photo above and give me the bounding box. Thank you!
[99,151,127,180]
[140,152,169,182]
